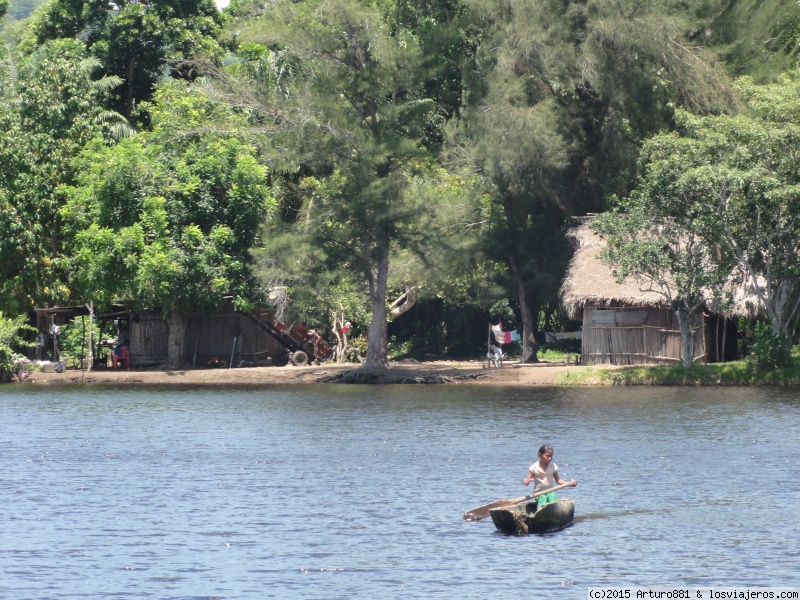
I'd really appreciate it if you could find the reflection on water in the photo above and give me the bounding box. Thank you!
[0,384,799,598]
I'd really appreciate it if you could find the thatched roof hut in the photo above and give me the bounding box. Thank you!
[560,218,761,319]
[560,218,667,319]
[559,218,756,365]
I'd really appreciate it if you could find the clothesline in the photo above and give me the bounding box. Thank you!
[491,325,583,344]
[545,331,582,341]
[490,325,583,344]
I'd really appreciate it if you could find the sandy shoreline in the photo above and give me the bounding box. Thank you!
[25,360,583,387]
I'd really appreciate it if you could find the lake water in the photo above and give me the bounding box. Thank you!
[1,384,798,599]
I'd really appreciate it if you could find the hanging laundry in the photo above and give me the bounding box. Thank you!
[491,324,521,344]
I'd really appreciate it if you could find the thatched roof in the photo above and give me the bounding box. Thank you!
[559,220,763,319]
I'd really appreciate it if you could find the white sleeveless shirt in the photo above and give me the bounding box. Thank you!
[528,461,557,492]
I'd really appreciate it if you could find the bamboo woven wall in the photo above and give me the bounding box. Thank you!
[581,305,706,365]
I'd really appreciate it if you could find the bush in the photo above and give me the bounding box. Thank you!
[750,322,792,371]
[347,336,368,362]
[0,313,36,382]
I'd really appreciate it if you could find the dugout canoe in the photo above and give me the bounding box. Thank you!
[489,499,575,535]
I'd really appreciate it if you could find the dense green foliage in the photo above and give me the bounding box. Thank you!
[61,83,273,315]
[4,0,800,371]
[0,39,124,314]
[30,0,224,120]
[0,312,35,381]
[228,0,482,368]
[595,74,800,367]
[443,0,736,362]
[696,0,800,80]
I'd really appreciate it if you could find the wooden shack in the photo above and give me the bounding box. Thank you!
[130,304,286,367]
[559,219,750,366]
[33,303,288,369]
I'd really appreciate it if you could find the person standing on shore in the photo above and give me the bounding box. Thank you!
[523,444,577,509]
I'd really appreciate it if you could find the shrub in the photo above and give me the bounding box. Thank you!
[750,322,792,371]
[0,313,36,382]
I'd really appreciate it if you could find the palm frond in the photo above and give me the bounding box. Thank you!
[108,122,136,140]
[92,75,124,93]
[94,110,136,139]
[77,56,103,77]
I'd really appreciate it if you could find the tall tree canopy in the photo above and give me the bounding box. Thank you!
[31,0,224,119]
[0,39,124,315]
[595,73,800,362]
[230,0,476,371]
[61,83,274,365]
[446,94,570,361]
[460,0,734,212]
[445,0,735,360]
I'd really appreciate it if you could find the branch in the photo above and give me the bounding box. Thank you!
[388,287,417,320]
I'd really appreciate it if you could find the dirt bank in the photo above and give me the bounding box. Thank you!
[26,360,583,386]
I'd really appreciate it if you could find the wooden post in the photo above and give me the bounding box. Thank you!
[721,317,727,362]
[85,302,94,372]
[643,324,647,363]
[331,308,349,363]
[51,316,63,362]
[192,322,199,368]
[229,335,238,368]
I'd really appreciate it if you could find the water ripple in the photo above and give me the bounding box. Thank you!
[0,385,798,598]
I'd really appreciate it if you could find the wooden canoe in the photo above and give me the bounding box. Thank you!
[489,499,575,535]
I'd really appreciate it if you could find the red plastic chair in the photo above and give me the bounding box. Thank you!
[112,347,131,370]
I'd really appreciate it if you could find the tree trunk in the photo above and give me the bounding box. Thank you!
[720,317,727,362]
[509,255,538,363]
[676,309,695,369]
[166,311,187,368]
[362,233,390,372]
[125,56,136,120]
[770,280,799,352]
[85,301,94,372]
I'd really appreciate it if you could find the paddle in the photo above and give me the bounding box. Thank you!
[462,481,575,522]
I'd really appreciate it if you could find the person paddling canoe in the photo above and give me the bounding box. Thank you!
[522,445,577,510]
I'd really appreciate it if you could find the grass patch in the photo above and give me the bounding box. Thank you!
[537,348,573,363]
[555,356,800,386]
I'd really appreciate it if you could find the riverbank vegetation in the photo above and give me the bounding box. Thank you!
[557,347,800,387]
[3,0,800,378]
[0,313,35,381]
